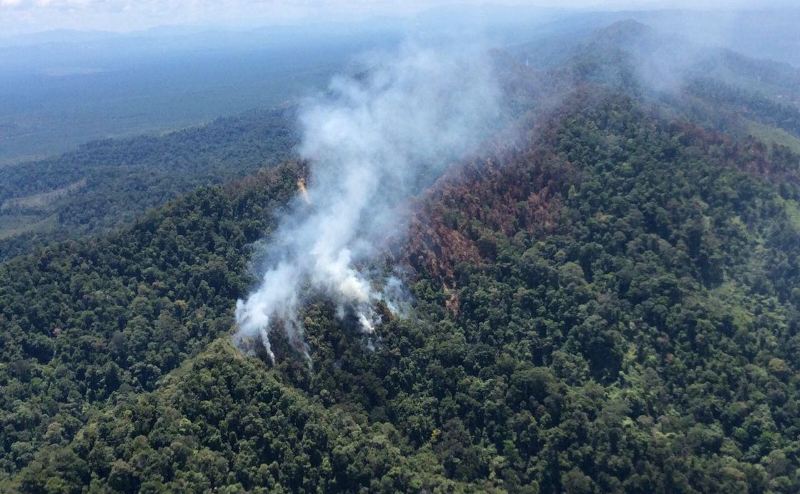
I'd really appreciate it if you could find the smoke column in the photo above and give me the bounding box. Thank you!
[234,41,501,361]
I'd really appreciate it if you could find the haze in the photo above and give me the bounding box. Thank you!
[0,0,793,35]
[0,0,797,164]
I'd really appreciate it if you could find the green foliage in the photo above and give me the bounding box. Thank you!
[12,340,460,493]
[3,89,800,493]
[0,163,302,480]
[0,108,296,261]
[289,94,800,492]
[687,79,800,138]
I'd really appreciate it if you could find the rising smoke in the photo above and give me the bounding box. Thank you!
[234,41,502,362]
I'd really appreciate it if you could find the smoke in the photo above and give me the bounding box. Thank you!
[234,41,502,362]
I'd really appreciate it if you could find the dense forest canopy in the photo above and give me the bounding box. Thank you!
[3,19,799,265]
[2,16,800,494]
[0,108,297,261]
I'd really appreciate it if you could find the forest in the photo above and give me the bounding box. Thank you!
[0,107,297,261]
[1,16,800,494]
[1,89,800,491]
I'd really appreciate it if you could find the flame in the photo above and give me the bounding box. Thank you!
[297,177,311,204]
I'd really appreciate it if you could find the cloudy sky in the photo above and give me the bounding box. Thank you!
[0,0,790,36]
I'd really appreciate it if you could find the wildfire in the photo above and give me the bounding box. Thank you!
[297,177,310,204]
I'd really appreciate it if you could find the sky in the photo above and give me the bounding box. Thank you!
[0,0,791,36]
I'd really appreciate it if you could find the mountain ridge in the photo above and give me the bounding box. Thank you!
[4,84,800,491]
[3,18,800,492]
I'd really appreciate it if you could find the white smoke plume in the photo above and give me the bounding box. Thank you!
[234,41,502,362]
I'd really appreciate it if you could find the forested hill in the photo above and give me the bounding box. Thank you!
[0,107,297,261]
[3,85,800,492]
[3,19,799,266]
[3,18,800,493]
[524,20,800,148]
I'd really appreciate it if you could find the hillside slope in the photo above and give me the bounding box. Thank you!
[3,88,800,492]
[525,20,800,146]
[4,18,800,494]
[4,19,799,268]
[0,108,297,261]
